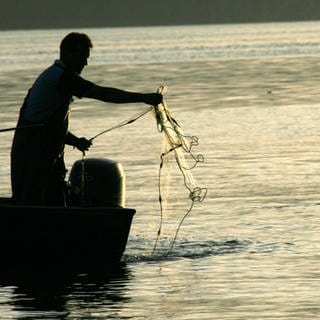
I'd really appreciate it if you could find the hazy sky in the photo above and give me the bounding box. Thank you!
[1,0,320,30]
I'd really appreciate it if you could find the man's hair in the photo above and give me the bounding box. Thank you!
[60,32,93,53]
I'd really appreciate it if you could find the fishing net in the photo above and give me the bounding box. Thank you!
[151,85,207,255]
[89,85,207,255]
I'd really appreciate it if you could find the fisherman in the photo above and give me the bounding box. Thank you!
[11,32,162,206]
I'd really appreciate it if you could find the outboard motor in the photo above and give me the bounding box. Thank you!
[68,158,126,207]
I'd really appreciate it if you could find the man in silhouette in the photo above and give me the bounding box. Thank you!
[11,32,162,205]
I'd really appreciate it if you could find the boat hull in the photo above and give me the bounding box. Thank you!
[0,198,135,271]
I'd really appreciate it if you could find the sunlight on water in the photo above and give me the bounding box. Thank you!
[1,21,320,319]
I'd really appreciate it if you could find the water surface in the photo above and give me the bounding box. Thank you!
[0,22,320,319]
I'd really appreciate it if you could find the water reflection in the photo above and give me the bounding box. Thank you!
[0,263,132,319]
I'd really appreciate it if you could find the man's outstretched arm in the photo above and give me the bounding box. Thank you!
[84,85,163,105]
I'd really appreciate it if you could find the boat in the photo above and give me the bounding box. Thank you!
[0,158,136,271]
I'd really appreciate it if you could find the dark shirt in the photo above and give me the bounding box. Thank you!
[10,60,94,205]
[22,59,94,124]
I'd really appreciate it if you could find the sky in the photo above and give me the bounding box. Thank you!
[1,0,320,30]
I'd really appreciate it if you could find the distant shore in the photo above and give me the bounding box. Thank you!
[1,0,320,31]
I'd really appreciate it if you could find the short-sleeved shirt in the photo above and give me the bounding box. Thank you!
[22,60,94,123]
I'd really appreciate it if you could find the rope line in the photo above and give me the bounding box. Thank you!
[90,106,153,141]
[0,123,44,133]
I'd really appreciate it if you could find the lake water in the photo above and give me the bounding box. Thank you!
[1,21,320,319]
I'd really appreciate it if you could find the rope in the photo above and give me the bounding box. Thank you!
[78,107,153,206]
[89,107,153,141]
[80,151,86,206]
[0,123,44,133]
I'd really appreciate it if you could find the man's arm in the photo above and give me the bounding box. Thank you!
[84,85,163,105]
[65,132,92,152]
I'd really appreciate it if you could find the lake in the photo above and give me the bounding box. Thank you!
[0,21,320,319]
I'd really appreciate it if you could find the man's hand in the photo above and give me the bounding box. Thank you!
[144,93,163,106]
[74,137,92,152]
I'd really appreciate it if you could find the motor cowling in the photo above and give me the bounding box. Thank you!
[68,158,126,207]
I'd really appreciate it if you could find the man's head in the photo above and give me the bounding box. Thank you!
[60,32,93,74]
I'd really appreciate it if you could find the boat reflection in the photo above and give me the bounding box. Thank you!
[0,262,133,319]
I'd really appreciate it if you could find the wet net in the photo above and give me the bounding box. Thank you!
[151,85,207,255]
[89,85,207,255]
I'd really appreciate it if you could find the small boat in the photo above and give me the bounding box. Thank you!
[0,158,136,271]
